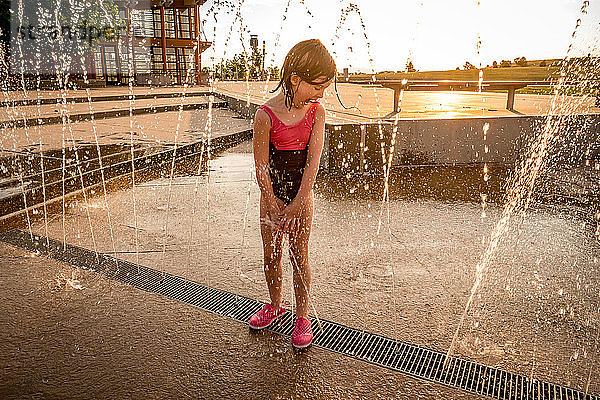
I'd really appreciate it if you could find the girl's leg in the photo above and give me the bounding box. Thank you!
[289,191,314,319]
[260,194,285,308]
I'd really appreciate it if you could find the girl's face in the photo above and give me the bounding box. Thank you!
[290,74,333,107]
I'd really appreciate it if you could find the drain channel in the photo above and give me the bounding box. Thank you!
[1,228,598,400]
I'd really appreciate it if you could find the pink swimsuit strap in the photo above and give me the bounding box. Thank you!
[259,102,319,151]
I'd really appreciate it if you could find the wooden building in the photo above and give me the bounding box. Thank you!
[92,0,211,86]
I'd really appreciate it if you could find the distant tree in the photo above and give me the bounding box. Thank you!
[492,60,498,68]
[514,56,527,67]
[455,67,460,70]
[518,56,528,67]
[500,59,511,67]
[214,53,248,80]
[2,0,122,52]
[406,60,415,72]
[249,47,264,80]
[539,60,547,67]
[267,66,279,80]
[40,0,121,49]
[463,61,476,70]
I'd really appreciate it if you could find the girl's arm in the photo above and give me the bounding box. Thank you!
[281,104,326,218]
[253,108,280,208]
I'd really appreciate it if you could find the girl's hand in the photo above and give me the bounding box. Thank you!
[278,199,304,233]
[261,196,285,229]
[275,197,286,211]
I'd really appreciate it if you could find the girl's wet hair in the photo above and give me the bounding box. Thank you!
[273,39,337,109]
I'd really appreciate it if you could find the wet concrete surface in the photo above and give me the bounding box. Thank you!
[1,86,210,104]
[0,242,482,399]
[0,107,252,219]
[1,137,600,397]
[0,95,217,125]
[1,107,251,153]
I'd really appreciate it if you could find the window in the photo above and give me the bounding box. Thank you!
[118,43,133,77]
[177,9,191,39]
[151,47,163,73]
[131,10,154,38]
[134,46,151,74]
[190,7,196,32]
[166,47,177,78]
[153,9,162,38]
[148,8,195,39]
[164,9,175,39]
[117,44,134,84]
[94,47,104,79]
[103,45,119,83]
[177,47,195,83]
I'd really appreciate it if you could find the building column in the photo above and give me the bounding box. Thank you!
[160,6,167,74]
[88,53,96,80]
[99,45,107,85]
[115,42,122,84]
[194,4,201,85]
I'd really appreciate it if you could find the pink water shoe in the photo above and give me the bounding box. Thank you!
[248,301,286,330]
[292,316,313,349]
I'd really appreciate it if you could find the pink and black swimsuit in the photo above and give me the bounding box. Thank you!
[259,102,319,204]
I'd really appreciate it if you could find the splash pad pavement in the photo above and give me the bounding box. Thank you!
[1,132,599,398]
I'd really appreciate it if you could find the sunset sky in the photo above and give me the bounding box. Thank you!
[200,0,600,72]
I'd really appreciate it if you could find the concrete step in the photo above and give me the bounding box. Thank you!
[1,87,210,107]
[0,97,227,128]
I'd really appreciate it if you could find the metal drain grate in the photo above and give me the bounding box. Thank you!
[1,228,598,400]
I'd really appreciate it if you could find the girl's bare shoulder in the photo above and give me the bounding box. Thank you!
[259,96,288,123]
[254,107,271,128]
[315,102,325,114]
[256,95,278,115]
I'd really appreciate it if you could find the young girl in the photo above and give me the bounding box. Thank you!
[248,39,336,349]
